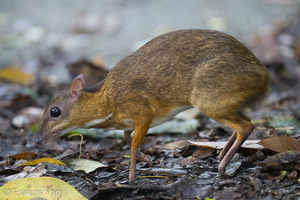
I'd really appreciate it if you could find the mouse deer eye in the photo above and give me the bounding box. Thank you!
[50,107,61,118]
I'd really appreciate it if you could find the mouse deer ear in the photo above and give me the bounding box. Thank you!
[69,74,85,99]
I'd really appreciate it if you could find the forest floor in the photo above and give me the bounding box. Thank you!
[0,1,300,200]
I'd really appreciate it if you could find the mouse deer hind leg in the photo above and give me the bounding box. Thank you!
[217,112,254,177]
[193,95,254,177]
[218,111,251,161]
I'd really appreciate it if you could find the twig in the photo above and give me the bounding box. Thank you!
[68,134,84,159]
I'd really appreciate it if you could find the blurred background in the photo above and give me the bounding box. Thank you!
[0,0,298,70]
[0,0,300,130]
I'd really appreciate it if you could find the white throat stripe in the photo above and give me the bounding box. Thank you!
[84,113,113,128]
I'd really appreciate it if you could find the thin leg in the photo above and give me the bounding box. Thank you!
[129,122,152,181]
[218,120,254,177]
[124,130,133,145]
[219,131,237,161]
[124,130,151,164]
[219,110,251,161]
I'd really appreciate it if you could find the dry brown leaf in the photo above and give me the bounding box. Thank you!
[258,136,300,152]
[162,140,191,150]
[192,147,215,159]
[262,151,300,163]
[187,140,263,150]
[12,152,36,160]
[92,55,105,69]
[260,151,300,173]
[0,67,34,85]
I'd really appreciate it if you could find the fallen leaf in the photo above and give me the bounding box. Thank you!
[192,147,215,158]
[0,67,34,85]
[4,166,46,182]
[67,59,108,87]
[162,140,191,150]
[282,162,300,172]
[13,159,29,168]
[260,151,300,172]
[0,177,87,199]
[187,140,263,149]
[3,171,29,183]
[136,175,168,179]
[66,158,107,173]
[20,157,65,166]
[12,152,36,160]
[138,168,187,176]
[262,151,300,163]
[258,136,300,152]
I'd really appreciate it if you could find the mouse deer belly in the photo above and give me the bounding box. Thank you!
[150,105,193,128]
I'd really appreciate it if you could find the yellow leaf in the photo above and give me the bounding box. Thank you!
[0,67,34,85]
[12,152,36,160]
[0,177,87,200]
[20,157,65,166]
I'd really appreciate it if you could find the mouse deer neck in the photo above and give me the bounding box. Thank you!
[76,81,112,125]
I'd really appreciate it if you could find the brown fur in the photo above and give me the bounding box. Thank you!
[36,29,269,181]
